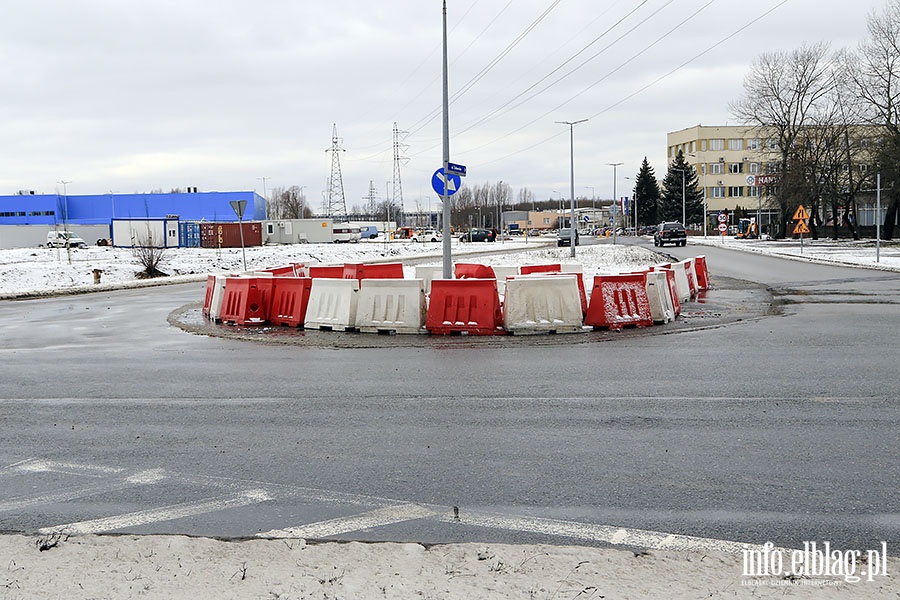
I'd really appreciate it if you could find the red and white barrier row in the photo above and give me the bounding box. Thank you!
[201,256,710,336]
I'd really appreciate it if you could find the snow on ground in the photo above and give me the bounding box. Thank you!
[0,238,666,299]
[4,235,899,598]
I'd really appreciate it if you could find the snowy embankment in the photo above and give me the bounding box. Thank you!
[0,239,665,299]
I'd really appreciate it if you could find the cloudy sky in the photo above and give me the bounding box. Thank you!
[0,0,890,213]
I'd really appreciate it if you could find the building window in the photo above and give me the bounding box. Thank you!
[710,162,724,175]
[701,139,707,152]
[729,163,744,174]
[709,139,725,151]
[543,218,551,225]
[749,162,760,174]
[711,187,726,198]
[765,162,780,174]
[767,139,780,151]
[690,141,696,153]
[747,138,762,150]
[728,138,743,151]
[748,186,760,197]
[729,186,745,197]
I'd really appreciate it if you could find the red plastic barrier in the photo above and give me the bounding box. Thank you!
[261,265,298,277]
[695,255,709,290]
[269,277,314,327]
[202,275,216,318]
[426,279,505,335]
[307,265,345,278]
[520,263,561,275]
[343,262,405,280]
[454,263,496,279]
[585,274,653,330]
[219,277,274,326]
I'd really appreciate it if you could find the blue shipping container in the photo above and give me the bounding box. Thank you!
[179,222,201,248]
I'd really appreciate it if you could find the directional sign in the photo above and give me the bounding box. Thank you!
[793,220,810,235]
[447,162,467,177]
[431,168,461,196]
[792,205,810,221]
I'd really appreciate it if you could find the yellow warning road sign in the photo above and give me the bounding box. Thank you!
[794,220,810,235]
[792,205,810,221]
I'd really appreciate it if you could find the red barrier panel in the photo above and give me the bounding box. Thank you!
[269,277,314,327]
[585,274,653,330]
[454,263,496,279]
[219,277,274,326]
[426,279,505,335]
[520,263,561,275]
[344,262,405,280]
[307,265,345,278]
[202,275,216,318]
[261,265,299,277]
[695,255,709,290]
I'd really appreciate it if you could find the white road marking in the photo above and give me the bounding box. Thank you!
[437,511,784,553]
[0,470,166,513]
[7,459,124,478]
[258,503,441,539]
[39,489,272,535]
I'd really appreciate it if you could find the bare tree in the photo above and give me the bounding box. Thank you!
[845,1,900,239]
[267,186,311,220]
[730,42,836,238]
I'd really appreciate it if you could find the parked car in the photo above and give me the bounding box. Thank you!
[653,222,687,247]
[557,227,580,247]
[411,229,442,242]
[359,225,379,239]
[45,231,87,249]
[332,225,361,243]
[458,228,496,242]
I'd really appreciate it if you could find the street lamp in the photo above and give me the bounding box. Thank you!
[674,168,688,226]
[57,180,72,264]
[558,119,588,257]
[688,153,707,237]
[607,163,622,241]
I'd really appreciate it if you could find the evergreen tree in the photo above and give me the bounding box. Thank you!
[661,150,703,226]
[631,157,660,228]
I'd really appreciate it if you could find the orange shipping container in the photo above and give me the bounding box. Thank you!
[200,222,263,248]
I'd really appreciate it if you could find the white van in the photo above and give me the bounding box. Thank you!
[332,225,361,243]
[45,231,87,248]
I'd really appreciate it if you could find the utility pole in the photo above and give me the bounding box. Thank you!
[558,119,588,257]
[325,124,348,221]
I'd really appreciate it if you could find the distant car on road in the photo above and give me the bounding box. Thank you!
[458,228,496,242]
[557,227,580,247]
[45,231,87,249]
[654,222,687,247]
[411,229,442,242]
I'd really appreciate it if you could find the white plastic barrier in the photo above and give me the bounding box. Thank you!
[681,258,699,297]
[645,270,675,324]
[492,266,519,298]
[503,275,583,335]
[670,262,693,303]
[355,279,427,334]
[208,275,227,322]
[561,263,584,273]
[415,265,446,293]
[304,278,360,331]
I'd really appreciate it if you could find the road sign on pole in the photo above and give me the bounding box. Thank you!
[447,162,467,177]
[792,205,810,221]
[432,168,461,196]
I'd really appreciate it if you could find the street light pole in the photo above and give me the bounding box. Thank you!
[673,168,688,226]
[607,163,622,240]
[57,180,72,264]
[558,119,588,257]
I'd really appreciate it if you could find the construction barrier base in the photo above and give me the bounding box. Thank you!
[426,279,505,335]
[585,274,654,331]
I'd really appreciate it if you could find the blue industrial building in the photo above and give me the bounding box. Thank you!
[0,190,265,226]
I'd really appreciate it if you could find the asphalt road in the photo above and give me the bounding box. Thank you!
[0,242,898,554]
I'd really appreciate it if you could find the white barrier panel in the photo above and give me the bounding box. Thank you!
[503,275,583,335]
[415,265,446,293]
[208,275,227,322]
[670,262,692,303]
[305,278,360,331]
[681,258,698,296]
[492,266,520,299]
[645,271,675,324]
[561,263,584,273]
[355,279,427,334]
